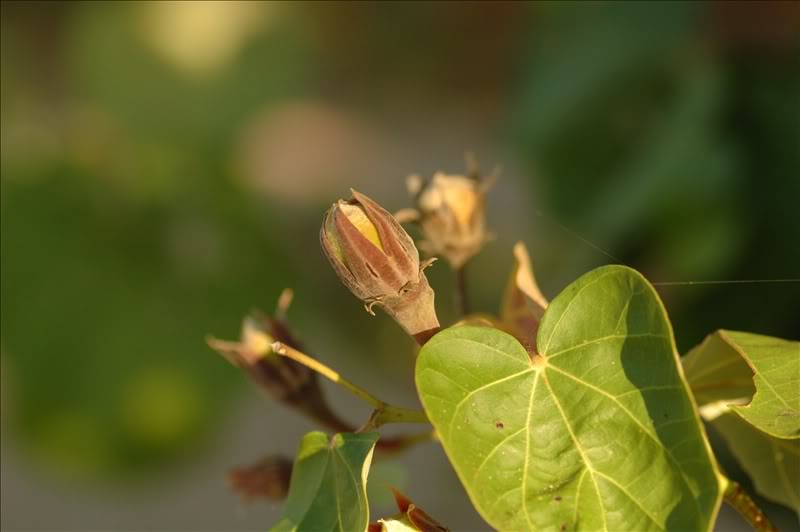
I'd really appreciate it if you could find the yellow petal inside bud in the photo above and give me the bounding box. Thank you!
[339,203,384,252]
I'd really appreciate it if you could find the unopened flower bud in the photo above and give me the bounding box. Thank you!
[321,190,440,343]
[398,161,495,269]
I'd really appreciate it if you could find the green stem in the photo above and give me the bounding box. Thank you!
[371,405,430,427]
[723,478,777,532]
[271,341,430,426]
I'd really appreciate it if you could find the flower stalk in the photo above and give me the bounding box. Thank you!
[271,341,430,428]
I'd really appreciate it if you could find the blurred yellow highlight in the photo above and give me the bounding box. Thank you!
[140,1,269,77]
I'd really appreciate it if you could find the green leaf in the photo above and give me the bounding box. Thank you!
[710,412,800,511]
[271,431,379,532]
[416,265,721,531]
[683,330,800,439]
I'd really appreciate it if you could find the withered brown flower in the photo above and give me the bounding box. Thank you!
[396,159,495,269]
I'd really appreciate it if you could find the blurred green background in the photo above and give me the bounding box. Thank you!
[1,1,798,530]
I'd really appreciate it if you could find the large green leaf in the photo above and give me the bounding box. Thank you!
[710,412,800,511]
[416,265,722,531]
[683,330,800,439]
[272,431,379,532]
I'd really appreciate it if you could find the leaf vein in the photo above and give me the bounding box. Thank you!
[521,372,540,530]
[471,427,526,482]
[446,369,536,440]
[546,334,669,361]
[547,365,702,517]
[594,471,664,530]
[542,371,608,532]
[542,270,618,355]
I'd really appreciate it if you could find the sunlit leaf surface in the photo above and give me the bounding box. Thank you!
[684,330,800,439]
[271,431,378,532]
[416,266,721,531]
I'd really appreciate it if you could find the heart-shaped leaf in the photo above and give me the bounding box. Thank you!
[416,265,721,531]
[271,431,379,532]
[683,330,800,439]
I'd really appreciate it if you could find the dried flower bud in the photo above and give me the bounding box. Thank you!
[208,305,350,432]
[321,190,440,343]
[399,160,495,269]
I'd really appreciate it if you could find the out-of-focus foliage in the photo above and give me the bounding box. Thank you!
[508,1,800,349]
[1,0,798,529]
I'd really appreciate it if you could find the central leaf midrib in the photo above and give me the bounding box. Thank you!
[543,369,668,531]
[541,370,608,532]
[521,372,539,530]
[332,445,362,531]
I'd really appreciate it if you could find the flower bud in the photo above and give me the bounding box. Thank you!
[399,163,494,269]
[321,190,440,343]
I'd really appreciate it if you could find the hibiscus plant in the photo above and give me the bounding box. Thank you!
[209,161,798,532]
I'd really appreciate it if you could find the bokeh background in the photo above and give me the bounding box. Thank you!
[1,1,798,530]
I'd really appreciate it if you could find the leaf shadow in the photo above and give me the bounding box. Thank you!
[619,296,715,531]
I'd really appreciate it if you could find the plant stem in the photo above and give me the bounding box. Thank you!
[455,264,470,316]
[723,479,777,532]
[271,342,384,409]
[370,405,430,427]
[271,341,430,425]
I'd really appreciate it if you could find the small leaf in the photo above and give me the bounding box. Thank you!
[683,330,800,439]
[416,265,721,531]
[271,431,379,532]
[710,412,800,511]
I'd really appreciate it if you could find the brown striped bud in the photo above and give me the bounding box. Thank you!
[321,190,440,343]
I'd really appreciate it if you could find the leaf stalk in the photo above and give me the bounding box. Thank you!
[723,478,777,532]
